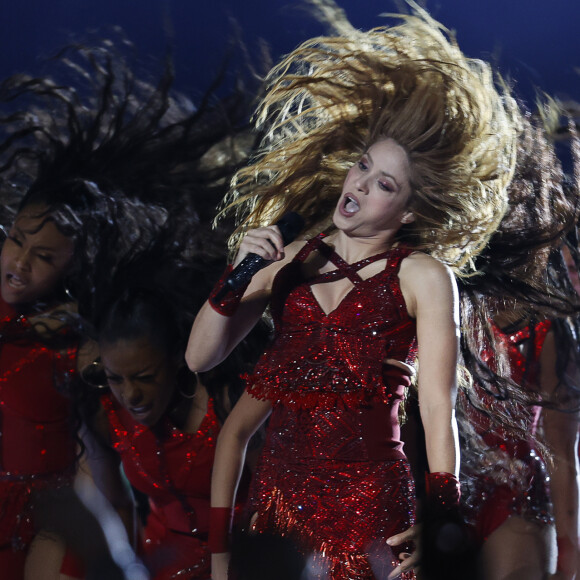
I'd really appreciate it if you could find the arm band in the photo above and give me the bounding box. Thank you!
[425,471,461,510]
[208,265,250,317]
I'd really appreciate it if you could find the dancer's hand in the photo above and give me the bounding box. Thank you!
[211,552,230,580]
[233,226,285,268]
[386,525,420,579]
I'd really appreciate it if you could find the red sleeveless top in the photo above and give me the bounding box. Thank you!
[247,234,417,412]
[0,296,78,556]
[102,393,220,537]
[461,319,554,543]
[0,296,77,477]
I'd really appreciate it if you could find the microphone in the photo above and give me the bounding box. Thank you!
[216,212,304,299]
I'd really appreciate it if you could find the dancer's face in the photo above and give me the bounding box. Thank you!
[100,336,179,427]
[1,205,74,307]
[334,138,414,239]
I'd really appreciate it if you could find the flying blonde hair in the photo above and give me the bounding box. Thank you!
[220,3,521,274]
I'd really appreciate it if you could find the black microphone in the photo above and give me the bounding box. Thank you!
[216,212,304,299]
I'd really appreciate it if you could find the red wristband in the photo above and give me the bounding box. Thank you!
[208,265,249,317]
[208,507,234,554]
[425,471,461,509]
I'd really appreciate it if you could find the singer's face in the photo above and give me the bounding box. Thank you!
[333,138,414,238]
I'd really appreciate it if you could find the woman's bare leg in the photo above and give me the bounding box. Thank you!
[480,516,556,580]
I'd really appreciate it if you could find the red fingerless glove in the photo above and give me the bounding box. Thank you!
[208,507,234,554]
[425,472,461,510]
[208,265,250,317]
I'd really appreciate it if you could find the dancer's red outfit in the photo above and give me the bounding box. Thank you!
[101,392,220,579]
[244,235,418,579]
[0,295,78,577]
[462,319,553,543]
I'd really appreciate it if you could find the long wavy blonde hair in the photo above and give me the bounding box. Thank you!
[220,4,521,275]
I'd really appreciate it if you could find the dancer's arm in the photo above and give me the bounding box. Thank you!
[80,407,137,546]
[402,253,460,475]
[210,391,273,580]
[387,254,460,579]
[186,226,295,372]
[540,330,580,580]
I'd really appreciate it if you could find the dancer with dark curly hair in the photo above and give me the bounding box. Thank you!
[0,39,252,579]
[186,5,521,578]
[80,243,269,580]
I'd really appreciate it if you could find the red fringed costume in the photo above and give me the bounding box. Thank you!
[244,235,418,579]
[461,319,553,543]
[102,392,221,579]
[0,296,78,577]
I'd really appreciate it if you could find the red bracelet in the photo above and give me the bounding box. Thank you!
[208,265,250,317]
[425,472,461,509]
[208,507,234,554]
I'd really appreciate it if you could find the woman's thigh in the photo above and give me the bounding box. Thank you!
[480,516,556,580]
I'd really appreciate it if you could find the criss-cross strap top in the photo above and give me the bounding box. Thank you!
[294,233,394,286]
[246,234,418,408]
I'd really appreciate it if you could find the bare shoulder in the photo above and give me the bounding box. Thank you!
[399,251,454,283]
[398,252,457,317]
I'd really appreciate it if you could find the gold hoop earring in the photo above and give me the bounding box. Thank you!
[81,360,107,389]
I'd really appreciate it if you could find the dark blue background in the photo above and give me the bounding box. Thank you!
[1,0,578,107]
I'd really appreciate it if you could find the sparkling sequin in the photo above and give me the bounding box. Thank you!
[245,236,418,579]
[461,319,553,543]
[0,297,78,554]
[102,393,220,578]
[246,235,417,409]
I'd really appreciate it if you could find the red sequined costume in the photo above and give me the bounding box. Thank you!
[101,392,221,580]
[0,295,78,577]
[245,235,418,579]
[461,319,553,543]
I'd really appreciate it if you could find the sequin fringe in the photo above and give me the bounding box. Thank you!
[250,487,415,580]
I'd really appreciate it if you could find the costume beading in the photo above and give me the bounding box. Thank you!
[245,234,418,579]
[0,296,78,577]
[102,392,221,580]
[461,319,553,543]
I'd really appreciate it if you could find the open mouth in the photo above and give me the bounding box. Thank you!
[128,402,154,418]
[5,273,26,289]
[343,195,360,214]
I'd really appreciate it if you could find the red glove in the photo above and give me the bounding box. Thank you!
[208,265,249,317]
[425,471,461,510]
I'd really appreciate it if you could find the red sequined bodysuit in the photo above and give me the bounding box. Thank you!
[0,295,78,577]
[102,392,221,580]
[245,235,418,579]
[461,319,553,543]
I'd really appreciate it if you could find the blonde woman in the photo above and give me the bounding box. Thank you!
[187,6,520,579]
